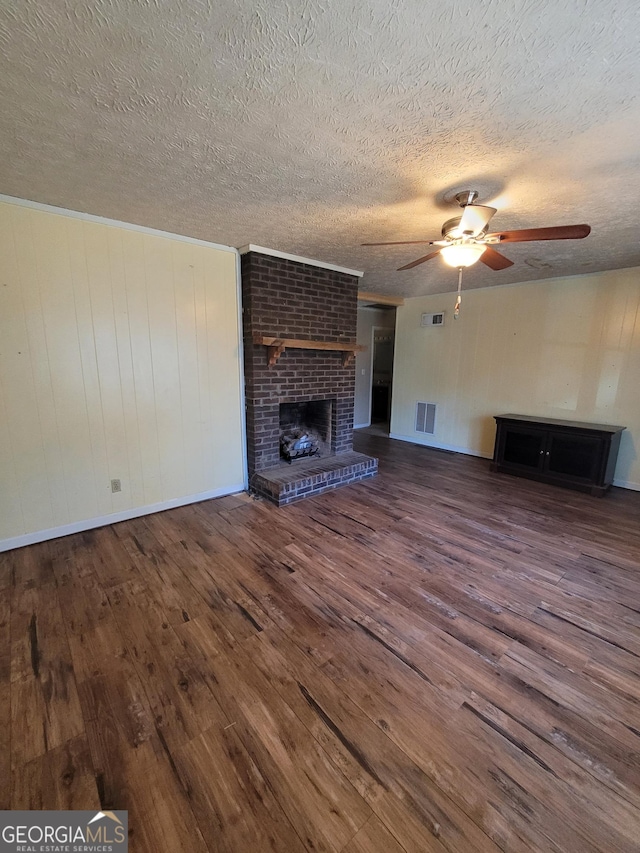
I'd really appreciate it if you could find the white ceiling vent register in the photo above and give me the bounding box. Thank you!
[415,402,436,435]
[421,312,445,327]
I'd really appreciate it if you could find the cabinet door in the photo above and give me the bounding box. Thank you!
[499,424,546,471]
[545,431,603,483]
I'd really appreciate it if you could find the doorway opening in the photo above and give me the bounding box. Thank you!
[370,326,395,434]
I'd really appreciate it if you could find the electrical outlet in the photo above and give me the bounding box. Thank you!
[110,478,121,493]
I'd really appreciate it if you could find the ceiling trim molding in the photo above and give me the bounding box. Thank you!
[238,244,364,277]
[0,194,238,254]
[357,291,404,306]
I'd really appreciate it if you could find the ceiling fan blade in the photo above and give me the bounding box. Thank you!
[486,224,591,243]
[480,247,514,270]
[457,204,497,237]
[397,249,442,270]
[362,239,436,246]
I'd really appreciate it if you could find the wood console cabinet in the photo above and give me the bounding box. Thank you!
[491,414,625,496]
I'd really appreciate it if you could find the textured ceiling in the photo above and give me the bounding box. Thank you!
[2,0,640,297]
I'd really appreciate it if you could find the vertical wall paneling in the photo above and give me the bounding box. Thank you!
[391,268,640,489]
[67,217,112,519]
[0,198,245,549]
[173,241,203,495]
[0,204,27,535]
[9,205,70,531]
[207,249,246,490]
[144,235,187,502]
[120,228,162,507]
[84,220,131,512]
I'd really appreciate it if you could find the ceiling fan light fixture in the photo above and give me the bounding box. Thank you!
[440,243,487,268]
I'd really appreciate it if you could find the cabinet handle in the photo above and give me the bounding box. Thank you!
[546,451,550,456]
[539,450,544,455]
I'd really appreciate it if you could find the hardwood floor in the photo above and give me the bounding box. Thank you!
[2,432,640,852]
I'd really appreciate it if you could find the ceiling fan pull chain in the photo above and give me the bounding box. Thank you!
[454,268,463,318]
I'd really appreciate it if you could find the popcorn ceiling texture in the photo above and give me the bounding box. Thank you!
[2,0,640,296]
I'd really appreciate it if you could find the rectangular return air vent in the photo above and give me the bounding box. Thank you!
[421,312,445,327]
[415,402,436,435]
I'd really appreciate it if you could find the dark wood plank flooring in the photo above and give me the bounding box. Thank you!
[2,433,640,852]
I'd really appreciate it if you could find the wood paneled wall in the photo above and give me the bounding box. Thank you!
[0,199,246,550]
[391,268,640,490]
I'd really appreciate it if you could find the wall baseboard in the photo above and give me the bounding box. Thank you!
[0,483,246,553]
[388,432,490,459]
[353,422,371,430]
[389,432,640,492]
[612,478,640,492]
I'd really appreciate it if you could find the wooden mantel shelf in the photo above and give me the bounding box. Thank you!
[253,334,366,367]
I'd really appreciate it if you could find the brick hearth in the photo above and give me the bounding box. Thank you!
[251,451,378,507]
[240,246,377,504]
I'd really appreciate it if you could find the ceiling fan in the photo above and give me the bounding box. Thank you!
[362,190,591,272]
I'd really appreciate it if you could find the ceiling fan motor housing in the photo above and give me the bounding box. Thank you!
[441,215,491,240]
[442,191,479,239]
[442,216,466,239]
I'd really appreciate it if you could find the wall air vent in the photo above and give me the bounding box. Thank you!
[421,312,445,327]
[415,402,436,435]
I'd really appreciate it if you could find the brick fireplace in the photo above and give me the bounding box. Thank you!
[241,246,377,505]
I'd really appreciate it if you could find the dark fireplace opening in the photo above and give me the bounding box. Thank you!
[279,400,333,464]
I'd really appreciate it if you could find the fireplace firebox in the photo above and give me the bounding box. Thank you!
[279,400,333,463]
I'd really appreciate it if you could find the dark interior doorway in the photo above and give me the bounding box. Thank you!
[371,327,395,427]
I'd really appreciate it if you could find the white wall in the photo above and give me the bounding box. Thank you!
[0,198,246,550]
[354,306,396,427]
[390,268,640,490]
